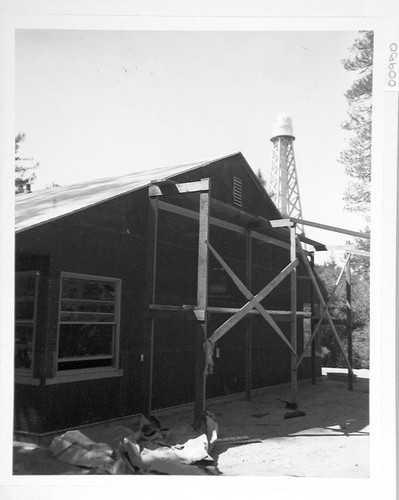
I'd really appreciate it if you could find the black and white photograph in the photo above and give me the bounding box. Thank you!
[1,2,398,500]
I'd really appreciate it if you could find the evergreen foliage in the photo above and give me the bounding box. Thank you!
[317,32,373,370]
[339,31,373,220]
[15,133,39,193]
[316,256,369,369]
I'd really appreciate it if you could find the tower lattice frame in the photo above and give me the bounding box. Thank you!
[269,122,304,234]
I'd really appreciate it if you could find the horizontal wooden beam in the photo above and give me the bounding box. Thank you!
[291,217,370,240]
[346,248,370,257]
[156,199,291,250]
[147,304,311,322]
[149,178,210,197]
[269,218,294,228]
[145,305,198,320]
[207,306,311,316]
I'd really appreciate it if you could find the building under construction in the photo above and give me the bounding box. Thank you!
[14,148,331,436]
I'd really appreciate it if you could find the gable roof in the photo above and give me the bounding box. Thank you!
[15,154,239,233]
[15,152,327,251]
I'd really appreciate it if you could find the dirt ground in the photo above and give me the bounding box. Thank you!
[13,368,369,478]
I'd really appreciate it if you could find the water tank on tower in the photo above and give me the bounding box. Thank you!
[269,113,304,233]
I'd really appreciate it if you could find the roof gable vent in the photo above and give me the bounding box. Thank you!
[233,176,243,207]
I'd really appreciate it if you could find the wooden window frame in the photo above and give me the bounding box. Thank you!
[56,271,121,375]
[15,270,40,376]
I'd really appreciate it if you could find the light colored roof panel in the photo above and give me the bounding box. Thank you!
[15,157,224,232]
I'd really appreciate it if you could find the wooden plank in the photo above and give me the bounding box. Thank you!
[346,254,353,391]
[296,238,355,377]
[145,306,198,320]
[291,217,370,240]
[197,189,210,313]
[149,178,210,197]
[194,187,210,421]
[269,218,294,228]
[310,253,316,385]
[290,224,298,405]
[210,198,261,226]
[207,306,310,316]
[155,199,291,250]
[346,248,371,258]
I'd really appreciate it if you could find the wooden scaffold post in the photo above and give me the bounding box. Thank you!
[346,245,353,391]
[270,218,299,406]
[290,222,298,405]
[245,229,253,401]
[310,252,317,384]
[194,180,211,421]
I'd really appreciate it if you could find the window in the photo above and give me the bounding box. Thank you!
[233,176,243,207]
[57,273,121,371]
[15,271,39,371]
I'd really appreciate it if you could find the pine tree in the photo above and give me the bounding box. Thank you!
[256,168,267,188]
[15,133,39,193]
[340,31,373,220]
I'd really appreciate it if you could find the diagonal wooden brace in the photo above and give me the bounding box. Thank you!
[296,253,351,369]
[206,241,298,355]
[296,238,354,377]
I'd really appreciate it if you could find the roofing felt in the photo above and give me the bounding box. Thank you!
[15,156,229,233]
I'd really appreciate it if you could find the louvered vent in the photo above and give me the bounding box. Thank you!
[233,176,243,207]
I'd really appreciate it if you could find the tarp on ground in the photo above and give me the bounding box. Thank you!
[49,411,219,475]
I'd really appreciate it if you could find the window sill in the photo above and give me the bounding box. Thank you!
[45,368,123,385]
[14,373,40,385]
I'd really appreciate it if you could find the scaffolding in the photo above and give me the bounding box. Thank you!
[143,177,370,420]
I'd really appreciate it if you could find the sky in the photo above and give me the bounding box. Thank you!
[15,29,368,262]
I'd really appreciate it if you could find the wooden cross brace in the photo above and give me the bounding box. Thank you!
[296,253,351,369]
[204,241,298,375]
[295,238,354,377]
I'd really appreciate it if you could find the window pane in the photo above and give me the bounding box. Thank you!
[15,271,38,372]
[15,300,35,320]
[58,324,114,359]
[60,312,115,323]
[58,358,113,371]
[62,278,115,301]
[15,273,37,297]
[60,299,114,314]
[58,274,119,371]
[15,324,34,369]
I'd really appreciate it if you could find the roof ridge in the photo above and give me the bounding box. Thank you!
[19,152,241,197]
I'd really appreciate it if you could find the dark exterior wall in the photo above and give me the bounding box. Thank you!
[15,191,150,432]
[14,156,320,434]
